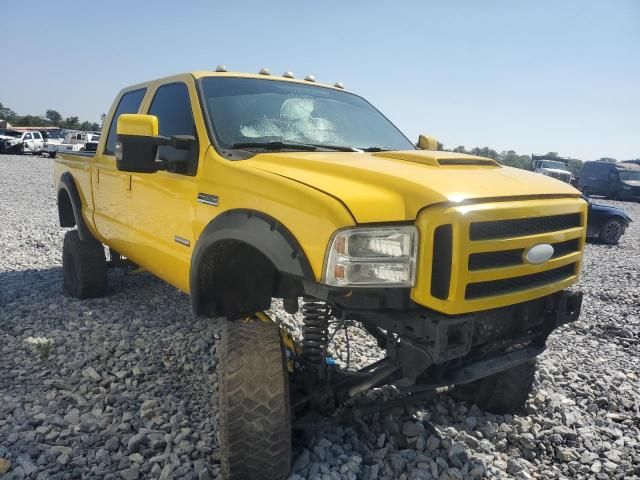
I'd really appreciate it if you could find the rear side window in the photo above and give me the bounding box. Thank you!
[104,88,146,155]
[147,83,196,166]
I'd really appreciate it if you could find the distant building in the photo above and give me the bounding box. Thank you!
[0,120,12,129]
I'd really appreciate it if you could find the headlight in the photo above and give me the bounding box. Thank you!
[324,226,418,287]
[623,185,631,190]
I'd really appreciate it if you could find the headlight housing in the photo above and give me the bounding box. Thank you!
[324,226,418,287]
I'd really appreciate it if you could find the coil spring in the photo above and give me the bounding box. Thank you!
[301,296,330,365]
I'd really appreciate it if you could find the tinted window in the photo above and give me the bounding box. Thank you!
[33,132,42,140]
[148,83,196,166]
[24,133,32,140]
[105,88,146,155]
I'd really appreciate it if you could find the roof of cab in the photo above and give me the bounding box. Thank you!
[118,70,347,99]
[191,70,345,90]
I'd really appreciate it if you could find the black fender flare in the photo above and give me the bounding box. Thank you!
[190,209,315,315]
[58,172,95,243]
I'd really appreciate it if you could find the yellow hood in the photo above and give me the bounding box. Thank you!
[247,150,581,223]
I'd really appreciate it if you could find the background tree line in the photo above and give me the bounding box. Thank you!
[0,101,104,132]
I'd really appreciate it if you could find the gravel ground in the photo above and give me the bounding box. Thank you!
[0,154,638,480]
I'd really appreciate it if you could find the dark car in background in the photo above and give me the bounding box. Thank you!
[578,161,640,201]
[584,195,632,244]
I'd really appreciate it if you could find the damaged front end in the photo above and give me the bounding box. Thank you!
[289,289,582,425]
[0,136,23,154]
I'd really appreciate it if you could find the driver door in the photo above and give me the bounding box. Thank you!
[125,79,202,291]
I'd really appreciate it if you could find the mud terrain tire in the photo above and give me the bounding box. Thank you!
[62,230,107,298]
[453,359,536,414]
[219,321,291,480]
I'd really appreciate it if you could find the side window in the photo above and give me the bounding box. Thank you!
[24,133,32,140]
[33,132,42,140]
[148,83,197,174]
[104,88,146,155]
[595,164,610,180]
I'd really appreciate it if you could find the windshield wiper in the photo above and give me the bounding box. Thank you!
[307,143,361,152]
[231,141,318,151]
[231,141,362,152]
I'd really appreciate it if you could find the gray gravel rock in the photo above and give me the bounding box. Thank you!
[1,154,639,479]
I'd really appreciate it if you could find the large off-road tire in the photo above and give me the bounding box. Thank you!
[62,230,107,299]
[453,359,536,414]
[219,321,291,480]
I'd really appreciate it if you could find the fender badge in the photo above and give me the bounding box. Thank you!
[524,244,554,264]
[197,193,219,207]
[174,235,191,247]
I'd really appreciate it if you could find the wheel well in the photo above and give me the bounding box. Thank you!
[58,189,76,227]
[195,240,284,319]
[609,215,629,226]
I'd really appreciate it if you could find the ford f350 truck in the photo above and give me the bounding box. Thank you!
[54,70,586,480]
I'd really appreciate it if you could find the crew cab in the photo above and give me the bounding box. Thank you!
[0,129,44,154]
[54,70,587,479]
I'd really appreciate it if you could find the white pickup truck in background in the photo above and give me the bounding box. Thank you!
[45,131,101,158]
[42,130,66,156]
[531,155,574,184]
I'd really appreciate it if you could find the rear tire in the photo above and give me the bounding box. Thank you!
[62,230,107,298]
[453,359,536,414]
[219,321,291,480]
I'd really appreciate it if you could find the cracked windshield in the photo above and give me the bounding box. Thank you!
[201,77,415,152]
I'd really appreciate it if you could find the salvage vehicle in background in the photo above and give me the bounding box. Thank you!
[585,195,631,244]
[54,69,587,479]
[41,129,66,156]
[46,131,100,158]
[531,154,573,184]
[0,129,44,154]
[578,161,640,201]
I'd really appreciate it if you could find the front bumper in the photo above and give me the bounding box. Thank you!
[348,289,582,385]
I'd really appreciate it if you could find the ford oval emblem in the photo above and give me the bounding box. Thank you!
[525,244,554,264]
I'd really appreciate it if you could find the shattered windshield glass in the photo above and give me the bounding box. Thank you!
[200,77,415,152]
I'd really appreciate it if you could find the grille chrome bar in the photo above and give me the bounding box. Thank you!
[469,238,581,271]
[466,227,584,254]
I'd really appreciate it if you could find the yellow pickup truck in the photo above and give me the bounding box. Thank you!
[54,69,587,480]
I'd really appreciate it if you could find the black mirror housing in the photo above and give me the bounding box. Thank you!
[116,134,196,174]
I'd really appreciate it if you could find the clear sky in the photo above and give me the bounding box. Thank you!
[2,0,638,160]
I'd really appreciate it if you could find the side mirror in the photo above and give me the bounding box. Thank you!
[115,114,195,173]
[417,134,439,151]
